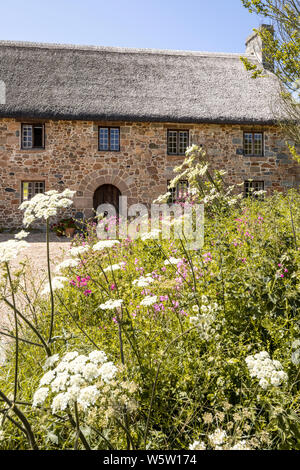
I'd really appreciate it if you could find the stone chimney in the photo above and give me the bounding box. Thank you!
[245,24,274,70]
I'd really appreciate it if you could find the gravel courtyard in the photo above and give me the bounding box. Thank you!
[0,232,71,331]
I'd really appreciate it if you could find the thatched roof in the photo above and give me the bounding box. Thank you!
[0,40,280,124]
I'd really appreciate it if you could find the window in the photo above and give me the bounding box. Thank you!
[21,124,45,149]
[21,181,45,201]
[167,130,189,155]
[99,127,120,151]
[244,180,264,198]
[167,180,189,203]
[243,132,264,156]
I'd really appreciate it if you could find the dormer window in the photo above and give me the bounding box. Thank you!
[21,124,45,149]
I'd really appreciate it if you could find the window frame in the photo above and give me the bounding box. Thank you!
[167,179,189,203]
[21,123,45,150]
[244,180,265,198]
[167,129,189,156]
[243,131,264,157]
[98,126,120,152]
[21,181,45,202]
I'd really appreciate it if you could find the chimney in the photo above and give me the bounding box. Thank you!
[245,24,274,70]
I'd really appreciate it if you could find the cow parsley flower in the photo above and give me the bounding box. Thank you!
[140,295,158,306]
[164,257,183,266]
[55,258,80,273]
[77,386,100,411]
[41,276,68,295]
[69,246,89,257]
[99,299,123,310]
[93,240,120,251]
[141,229,161,241]
[229,440,251,450]
[208,429,226,446]
[189,440,206,450]
[43,353,60,370]
[103,262,125,273]
[132,274,154,287]
[0,240,29,264]
[14,230,29,240]
[245,351,288,389]
[32,387,49,407]
[88,350,107,364]
[19,189,76,226]
[34,349,118,415]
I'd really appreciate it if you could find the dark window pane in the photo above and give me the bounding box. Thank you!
[244,180,264,198]
[33,126,43,147]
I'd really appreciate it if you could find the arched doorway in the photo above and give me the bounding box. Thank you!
[93,184,121,215]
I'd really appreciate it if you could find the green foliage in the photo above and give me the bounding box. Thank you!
[241,0,300,160]
[0,172,300,449]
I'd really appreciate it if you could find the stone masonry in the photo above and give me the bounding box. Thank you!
[0,117,299,228]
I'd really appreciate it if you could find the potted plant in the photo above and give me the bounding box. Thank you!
[51,221,65,237]
[61,218,77,237]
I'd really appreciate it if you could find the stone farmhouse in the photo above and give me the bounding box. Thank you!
[0,26,299,227]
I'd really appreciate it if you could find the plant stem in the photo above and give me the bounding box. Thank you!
[46,218,55,344]
[0,390,38,450]
[5,263,19,403]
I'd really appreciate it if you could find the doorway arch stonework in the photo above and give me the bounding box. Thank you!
[75,173,132,218]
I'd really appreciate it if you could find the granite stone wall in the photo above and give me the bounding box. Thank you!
[0,118,299,228]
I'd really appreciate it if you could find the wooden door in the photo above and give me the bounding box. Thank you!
[93,184,121,215]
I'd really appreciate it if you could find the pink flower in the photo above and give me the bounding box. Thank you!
[110,283,116,290]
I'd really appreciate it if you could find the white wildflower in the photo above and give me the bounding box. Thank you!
[43,353,60,370]
[32,387,49,407]
[61,351,79,362]
[140,229,161,241]
[41,276,68,295]
[88,350,107,364]
[69,245,89,257]
[81,363,101,382]
[246,351,288,389]
[93,240,120,251]
[39,370,56,386]
[51,373,70,393]
[189,440,206,450]
[99,362,118,383]
[0,240,29,264]
[164,257,182,266]
[208,429,226,447]
[14,230,29,240]
[51,392,71,413]
[140,295,158,307]
[230,440,251,450]
[55,258,80,273]
[77,386,100,411]
[103,262,125,273]
[99,299,123,310]
[132,274,154,287]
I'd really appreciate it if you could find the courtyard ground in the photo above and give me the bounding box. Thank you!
[0,232,71,332]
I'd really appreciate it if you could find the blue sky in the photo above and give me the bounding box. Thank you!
[0,0,264,52]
